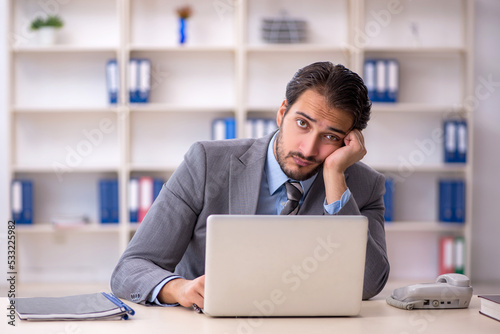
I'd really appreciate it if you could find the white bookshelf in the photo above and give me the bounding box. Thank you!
[358,0,474,280]
[7,0,474,283]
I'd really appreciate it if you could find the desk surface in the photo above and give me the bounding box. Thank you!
[2,295,499,334]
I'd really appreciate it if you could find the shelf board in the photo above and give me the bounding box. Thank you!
[371,163,467,173]
[246,106,280,113]
[245,44,347,53]
[13,165,121,173]
[128,163,178,173]
[13,106,119,113]
[363,46,467,54]
[385,221,465,233]
[12,45,119,54]
[128,45,235,53]
[371,103,467,114]
[15,224,121,234]
[129,103,235,113]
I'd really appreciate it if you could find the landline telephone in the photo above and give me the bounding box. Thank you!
[386,273,473,310]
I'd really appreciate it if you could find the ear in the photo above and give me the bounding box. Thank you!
[276,100,288,128]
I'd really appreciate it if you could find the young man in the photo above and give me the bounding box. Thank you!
[111,62,390,308]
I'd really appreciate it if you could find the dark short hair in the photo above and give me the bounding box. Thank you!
[284,62,371,130]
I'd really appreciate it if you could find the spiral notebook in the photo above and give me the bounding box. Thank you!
[14,292,135,321]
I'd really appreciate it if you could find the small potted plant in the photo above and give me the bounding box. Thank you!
[30,15,64,45]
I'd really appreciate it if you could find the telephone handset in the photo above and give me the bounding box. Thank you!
[386,273,473,310]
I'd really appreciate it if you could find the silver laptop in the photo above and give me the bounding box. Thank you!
[203,215,368,317]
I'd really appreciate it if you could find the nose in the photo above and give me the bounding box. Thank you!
[299,134,319,158]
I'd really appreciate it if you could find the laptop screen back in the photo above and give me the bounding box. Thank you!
[204,215,368,317]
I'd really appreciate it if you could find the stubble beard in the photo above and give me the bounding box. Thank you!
[274,131,322,181]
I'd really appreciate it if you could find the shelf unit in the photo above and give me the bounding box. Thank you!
[7,0,474,283]
[358,0,474,280]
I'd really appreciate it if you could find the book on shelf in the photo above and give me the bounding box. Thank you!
[478,295,500,322]
[364,59,399,103]
[212,117,236,140]
[138,177,153,224]
[456,119,468,163]
[14,292,135,321]
[11,179,33,225]
[454,236,465,274]
[443,119,468,163]
[439,235,465,276]
[129,58,151,103]
[132,177,165,223]
[438,179,465,223]
[129,178,139,223]
[383,177,394,222]
[106,59,119,104]
[99,179,119,224]
[245,118,278,139]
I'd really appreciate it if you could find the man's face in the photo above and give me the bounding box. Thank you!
[274,89,354,181]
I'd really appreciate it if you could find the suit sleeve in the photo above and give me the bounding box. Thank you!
[110,142,207,305]
[337,172,390,300]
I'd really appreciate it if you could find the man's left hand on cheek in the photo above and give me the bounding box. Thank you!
[323,129,367,175]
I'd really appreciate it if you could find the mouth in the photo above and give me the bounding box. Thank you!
[292,155,314,167]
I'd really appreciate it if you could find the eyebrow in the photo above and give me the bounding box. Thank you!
[296,111,348,135]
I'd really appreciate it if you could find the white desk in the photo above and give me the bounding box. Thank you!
[2,295,499,334]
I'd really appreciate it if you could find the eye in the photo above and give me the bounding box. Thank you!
[325,134,340,142]
[296,119,308,128]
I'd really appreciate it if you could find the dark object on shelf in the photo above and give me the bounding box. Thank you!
[261,12,307,43]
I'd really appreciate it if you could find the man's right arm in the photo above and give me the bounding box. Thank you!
[110,143,209,305]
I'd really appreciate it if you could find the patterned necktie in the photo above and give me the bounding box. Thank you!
[280,181,303,215]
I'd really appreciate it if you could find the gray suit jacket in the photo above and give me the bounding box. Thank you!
[110,133,390,304]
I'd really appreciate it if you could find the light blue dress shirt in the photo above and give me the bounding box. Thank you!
[148,132,351,306]
[256,132,351,215]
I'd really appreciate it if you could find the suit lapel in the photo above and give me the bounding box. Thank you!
[298,169,325,214]
[228,134,274,214]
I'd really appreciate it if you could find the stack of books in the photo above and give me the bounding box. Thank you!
[98,179,119,224]
[129,177,164,223]
[364,59,399,103]
[443,119,468,163]
[106,58,152,104]
[246,118,278,139]
[438,179,466,223]
[438,236,465,275]
[212,118,236,140]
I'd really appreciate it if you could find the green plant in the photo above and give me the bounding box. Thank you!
[30,15,64,30]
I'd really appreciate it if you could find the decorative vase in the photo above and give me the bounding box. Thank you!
[37,27,58,45]
[179,17,187,44]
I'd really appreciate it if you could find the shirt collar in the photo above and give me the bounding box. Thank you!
[265,131,317,196]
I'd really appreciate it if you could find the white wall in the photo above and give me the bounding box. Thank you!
[471,0,500,283]
[0,1,499,285]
